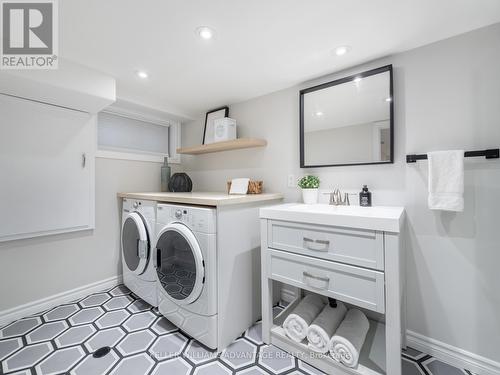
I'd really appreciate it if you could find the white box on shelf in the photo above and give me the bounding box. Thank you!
[214,117,237,142]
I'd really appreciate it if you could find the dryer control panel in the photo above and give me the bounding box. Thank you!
[122,199,156,222]
[157,204,216,234]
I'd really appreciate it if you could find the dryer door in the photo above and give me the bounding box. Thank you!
[156,223,205,305]
[121,212,149,275]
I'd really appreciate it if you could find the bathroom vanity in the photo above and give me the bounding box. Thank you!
[260,203,406,375]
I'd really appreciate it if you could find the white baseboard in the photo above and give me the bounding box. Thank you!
[0,275,122,327]
[406,330,500,375]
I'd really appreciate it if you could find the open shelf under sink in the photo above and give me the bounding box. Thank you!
[272,297,387,375]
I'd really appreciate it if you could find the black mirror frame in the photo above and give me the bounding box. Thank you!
[299,64,394,168]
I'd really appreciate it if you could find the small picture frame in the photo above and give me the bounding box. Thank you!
[203,106,229,144]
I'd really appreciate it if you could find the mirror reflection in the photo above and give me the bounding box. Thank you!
[300,66,393,167]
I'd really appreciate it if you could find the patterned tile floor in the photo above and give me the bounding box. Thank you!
[0,284,475,375]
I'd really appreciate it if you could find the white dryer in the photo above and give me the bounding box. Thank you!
[121,199,158,307]
[155,204,217,349]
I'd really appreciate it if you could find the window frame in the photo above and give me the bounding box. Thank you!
[96,104,181,164]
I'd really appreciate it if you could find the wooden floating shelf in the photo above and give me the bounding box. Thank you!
[177,138,267,155]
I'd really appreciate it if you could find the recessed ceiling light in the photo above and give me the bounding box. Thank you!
[334,45,350,56]
[353,77,362,83]
[385,97,392,102]
[315,111,324,117]
[136,70,148,79]
[196,26,214,40]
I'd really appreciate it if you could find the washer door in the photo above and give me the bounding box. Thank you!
[156,223,205,305]
[121,212,150,275]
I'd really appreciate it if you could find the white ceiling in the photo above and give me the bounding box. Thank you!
[60,0,500,119]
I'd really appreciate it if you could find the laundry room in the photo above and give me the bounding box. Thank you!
[1,1,500,375]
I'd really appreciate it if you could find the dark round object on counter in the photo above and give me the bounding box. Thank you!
[168,173,193,192]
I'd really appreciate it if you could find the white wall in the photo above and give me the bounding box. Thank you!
[181,23,500,364]
[0,158,162,312]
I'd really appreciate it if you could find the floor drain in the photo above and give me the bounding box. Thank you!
[93,346,111,358]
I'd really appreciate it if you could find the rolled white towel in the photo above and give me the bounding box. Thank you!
[306,302,347,353]
[283,294,325,342]
[329,309,370,368]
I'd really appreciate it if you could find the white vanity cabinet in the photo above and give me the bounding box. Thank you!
[260,203,406,375]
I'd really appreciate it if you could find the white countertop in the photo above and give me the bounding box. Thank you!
[117,192,284,207]
[260,203,405,232]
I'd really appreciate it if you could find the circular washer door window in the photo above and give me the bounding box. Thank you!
[121,212,149,275]
[156,223,204,305]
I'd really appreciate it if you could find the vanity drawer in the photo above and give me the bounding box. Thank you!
[269,249,385,313]
[268,220,384,270]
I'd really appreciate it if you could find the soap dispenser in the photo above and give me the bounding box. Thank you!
[359,185,372,207]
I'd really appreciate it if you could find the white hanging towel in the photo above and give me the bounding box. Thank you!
[428,150,464,212]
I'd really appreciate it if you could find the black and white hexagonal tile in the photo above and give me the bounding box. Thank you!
[96,310,131,329]
[54,324,96,348]
[43,304,79,322]
[423,357,470,375]
[110,285,132,296]
[116,330,156,356]
[69,306,104,325]
[110,352,155,375]
[84,327,126,353]
[123,311,156,332]
[26,320,68,344]
[35,346,85,374]
[258,345,296,374]
[150,316,177,335]
[244,321,263,345]
[127,299,152,313]
[72,348,120,375]
[0,337,22,361]
[104,295,134,311]
[183,340,218,365]
[193,361,232,375]
[403,357,429,375]
[237,367,270,375]
[0,317,41,338]
[150,357,192,375]
[220,338,258,370]
[80,293,111,308]
[149,332,189,361]
[0,284,474,375]
[2,342,53,373]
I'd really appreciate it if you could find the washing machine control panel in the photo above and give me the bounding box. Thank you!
[157,204,216,234]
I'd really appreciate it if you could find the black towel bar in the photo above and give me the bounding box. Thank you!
[406,148,499,163]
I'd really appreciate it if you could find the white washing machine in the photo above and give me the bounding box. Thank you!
[155,204,218,349]
[121,199,158,307]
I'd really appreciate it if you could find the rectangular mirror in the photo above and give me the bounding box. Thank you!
[300,65,393,168]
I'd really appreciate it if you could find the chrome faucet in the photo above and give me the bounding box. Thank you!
[326,189,351,206]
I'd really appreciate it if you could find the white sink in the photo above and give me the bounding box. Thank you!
[260,203,405,232]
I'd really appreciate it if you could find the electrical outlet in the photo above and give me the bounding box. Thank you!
[287,174,296,188]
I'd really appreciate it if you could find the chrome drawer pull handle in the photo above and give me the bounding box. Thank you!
[303,271,330,283]
[303,237,330,252]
